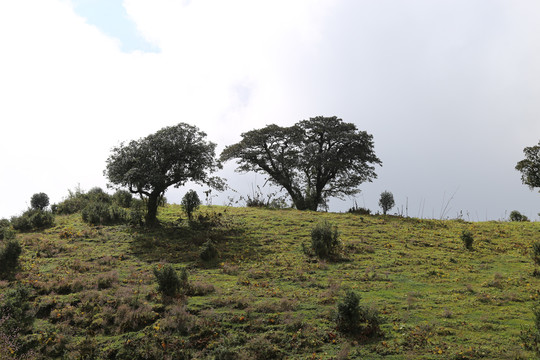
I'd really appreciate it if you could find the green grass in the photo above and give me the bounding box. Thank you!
[2,205,540,359]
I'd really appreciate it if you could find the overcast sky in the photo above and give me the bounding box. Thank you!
[1,0,539,220]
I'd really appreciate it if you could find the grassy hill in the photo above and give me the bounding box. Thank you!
[2,205,540,359]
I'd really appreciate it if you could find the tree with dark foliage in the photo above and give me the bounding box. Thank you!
[105,123,223,226]
[221,116,381,211]
[516,141,540,191]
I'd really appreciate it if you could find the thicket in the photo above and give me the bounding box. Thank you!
[0,285,34,334]
[11,209,54,231]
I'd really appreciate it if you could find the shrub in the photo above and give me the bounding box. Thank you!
[181,190,201,221]
[0,239,22,277]
[129,200,145,226]
[55,187,89,214]
[347,204,371,215]
[378,191,395,215]
[510,210,529,222]
[81,202,127,225]
[335,290,381,337]
[86,187,111,204]
[200,240,219,261]
[11,209,54,231]
[0,284,34,334]
[112,190,133,208]
[153,264,188,298]
[461,230,474,250]
[30,192,49,210]
[310,221,340,259]
[0,220,14,240]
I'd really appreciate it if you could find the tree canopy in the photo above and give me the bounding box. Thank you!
[221,116,381,211]
[516,141,540,191]
[105,123,223,226]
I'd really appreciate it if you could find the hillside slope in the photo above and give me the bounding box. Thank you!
[3,205,540,359]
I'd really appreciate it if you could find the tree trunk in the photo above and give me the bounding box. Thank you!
[145,191,160,227]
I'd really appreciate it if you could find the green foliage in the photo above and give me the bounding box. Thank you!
[55,187,90,215]
[378,190,395,215]
[516,140,540,190]
[181,190,201,220]
[510,210,529,222]
[199,239,219,261]
[86,187,111,204]
[105,122,224,226]
[310,220,340,259]
[153,264,188,298]
[461,230,474,250]
[30,192,49,210]
[81,202,127,225]
[244,185,288,209]
[335,290,381,337]
[532,242,540,267]
[0,220,14,241]
[0,284,34,334]
[0,239,22,277]
[112,190,133,208]
[11,209,54,231]
[221,116,382,211]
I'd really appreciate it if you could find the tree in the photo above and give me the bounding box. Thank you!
[105,123,223,226]
[181,190,201,221]
[221,116,381,211]
[378,191,395,215]
[516,141,540,190]
[30,192,49,210]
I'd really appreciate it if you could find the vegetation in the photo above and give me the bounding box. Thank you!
[0,239,22,278]
[105,123,224,226]
[460,230,474,250]
[510,210,529,222]
[221,116,381,211]
[3,196,540,358]
[309,220,341,259]
[378,191,395,215]
[30,193,49,211]
[181,190,201,221]
[516,140,540,190]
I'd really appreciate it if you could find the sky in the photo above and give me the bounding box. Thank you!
[1,0,539,221]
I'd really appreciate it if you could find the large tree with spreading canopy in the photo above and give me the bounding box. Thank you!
[105,123,223,226]
[221,116,382,211]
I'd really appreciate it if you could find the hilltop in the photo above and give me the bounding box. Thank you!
[2,205,540,359]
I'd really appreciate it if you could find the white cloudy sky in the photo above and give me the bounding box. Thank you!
[1,0,539,220]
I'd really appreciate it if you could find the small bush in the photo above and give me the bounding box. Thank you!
[153,264,188,298]
[347,205,371,215]
[0,239,22,277]
[55,187,89,214]
[87,187,111,204]
[30,192,50,210]
[0,284,34,334]
[461,230,474,250]
[200,240,219,261]
[129,200,145,226]
[378,191,395,215]
[81,202,127,225]
[310,221,340,259]
[0,220,14,240]
[11,209,54,231]
[335,290,381,338]
[112,190,133,208]
[181,190,201,221]
[532,242,540,271]
[510,210,529,222]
